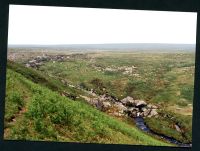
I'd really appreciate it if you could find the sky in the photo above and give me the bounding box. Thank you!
[8,5,197,45]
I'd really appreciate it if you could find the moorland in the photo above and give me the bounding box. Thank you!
[4,44,195,146]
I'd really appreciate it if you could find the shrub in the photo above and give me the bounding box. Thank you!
[90,78,104,89]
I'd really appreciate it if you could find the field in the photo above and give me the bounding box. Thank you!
[4,47,194,146]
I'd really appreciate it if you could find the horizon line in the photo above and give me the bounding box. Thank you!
[8,43,196,46]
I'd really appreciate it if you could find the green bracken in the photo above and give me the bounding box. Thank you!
[4,66,170,146]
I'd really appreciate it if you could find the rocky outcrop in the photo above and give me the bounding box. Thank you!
[118,96,158,118]
[25,54,66,68]
[80,94,158,118]
[92,65,139,77]
[80,95,112,111]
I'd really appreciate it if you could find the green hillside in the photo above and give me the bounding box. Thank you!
[4,61,170,146]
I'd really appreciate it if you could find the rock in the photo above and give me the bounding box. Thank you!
[144,109,151,117]
[147,104,158,109]
[114,102,127,113]
[148,109,158,117]
[127,107,136,112]
[129,111,137,118]
[175,124,182,133]
[152,105,158,109]
[29,60,36,63]
[85,98,99,107]
[135,100,147,107]
[25,63,30,67]
[102,101,112,111]
[132,107,139,112]
[112,112,124,117]
[99,94,116,102]
[147,104,152,108]
[99,94,106,101]
[88,98,112,111]
[140,112,145,117]
[125,107,136,115]
[120,96,136,106]
[141,107,147,112]
[95,100,103,110]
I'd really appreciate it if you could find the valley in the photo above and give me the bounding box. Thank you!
[4,47,194,146]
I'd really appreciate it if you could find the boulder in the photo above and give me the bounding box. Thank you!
[135,100,147,107]
[114,102,127,113]
[89,98,99,107]
[129,110,137,118]
[147,109,158,117]
[102,101,112,111]
[125,107,137,115]
[141,107,147,112]
[144,109,151,117]
[29,59,37,63]
[120,96,136,106]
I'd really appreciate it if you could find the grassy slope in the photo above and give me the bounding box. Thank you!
[7,60,87,98]
[4,62,170,146]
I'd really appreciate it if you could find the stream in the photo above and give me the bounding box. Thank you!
[66,83,192,147]
[134,117,192,147]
